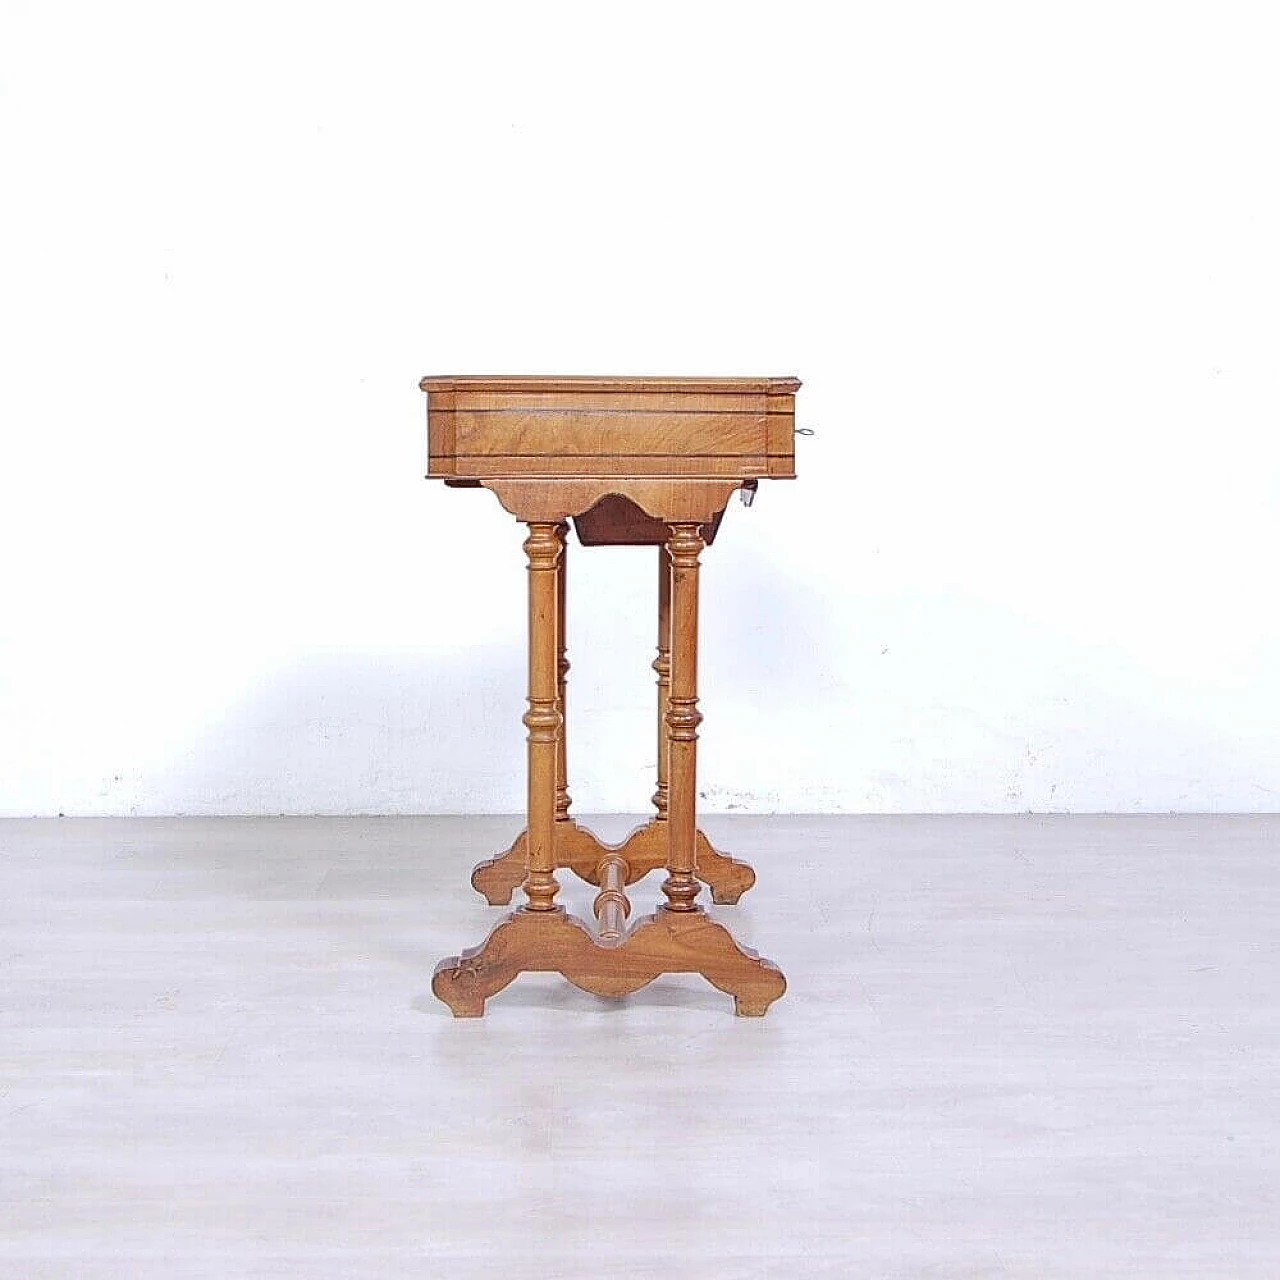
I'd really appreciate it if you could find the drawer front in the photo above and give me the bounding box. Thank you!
[428,391,795,479]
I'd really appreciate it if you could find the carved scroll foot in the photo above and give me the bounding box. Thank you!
[431,904,786,1017]
[469,830,527,906]
[432,907,593,1017]
[694,830,757,905]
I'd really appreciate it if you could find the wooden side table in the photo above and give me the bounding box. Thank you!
[423,376,799,1016]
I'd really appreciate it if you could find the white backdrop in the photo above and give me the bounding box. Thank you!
[2,2,1277,816]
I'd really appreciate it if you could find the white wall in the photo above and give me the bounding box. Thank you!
[2,1,1277,816]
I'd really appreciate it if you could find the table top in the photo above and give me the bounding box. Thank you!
[420,375,801,394]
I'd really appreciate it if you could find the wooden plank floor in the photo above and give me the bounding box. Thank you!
[1,816,1277,1277]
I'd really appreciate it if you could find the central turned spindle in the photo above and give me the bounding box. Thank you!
[593,853,631,945]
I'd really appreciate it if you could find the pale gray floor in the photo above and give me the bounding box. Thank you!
[1,816,1277,1278]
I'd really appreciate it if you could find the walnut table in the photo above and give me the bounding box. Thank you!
[422,375,800,1016]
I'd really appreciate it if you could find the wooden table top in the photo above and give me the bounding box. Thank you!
[419,375,800,394]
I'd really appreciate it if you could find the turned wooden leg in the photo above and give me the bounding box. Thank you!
[521,521,563,914]
[470,521,575,906]
[460,523,568,916]
[555,519,572,824]
[649,540,755,904]
[652,544,671,821]
[662,523,705,914]
[473,519,583,911]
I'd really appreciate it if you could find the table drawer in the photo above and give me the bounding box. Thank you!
[422,377,798,480]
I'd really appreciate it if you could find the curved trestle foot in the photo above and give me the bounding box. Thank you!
[431,905,786,1018]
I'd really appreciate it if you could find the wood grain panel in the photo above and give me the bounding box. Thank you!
[427,407,456,460]
[451,411,769,457]
[452,391,773,414]
[766,393,795,459]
